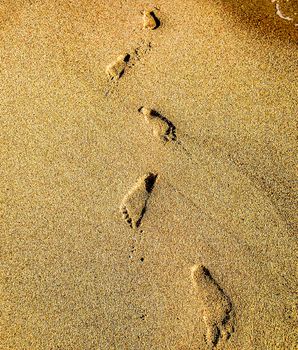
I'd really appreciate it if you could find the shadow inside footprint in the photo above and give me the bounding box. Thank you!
[145,173,158,193]
[149,11,160,29]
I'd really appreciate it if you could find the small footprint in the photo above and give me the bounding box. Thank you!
[120,173,157,229]
[106,53,130,81]
[104,41,152,96]
[191,264,234,348]
[138,107,177,143]
[142,10,160,30]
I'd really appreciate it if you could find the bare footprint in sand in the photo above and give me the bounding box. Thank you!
[120,173,157,229]
[106,53,130,81]
[138,107,176,143]
[191,265,234,348]
[104,41,152,96]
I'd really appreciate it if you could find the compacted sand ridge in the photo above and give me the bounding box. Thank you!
[1,0,297,349]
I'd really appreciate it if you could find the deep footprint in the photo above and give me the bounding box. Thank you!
[138,107,176,143]
[120,173,157,229]
[191,264,234,348]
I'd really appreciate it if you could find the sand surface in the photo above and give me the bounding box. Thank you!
[1,0,297,349]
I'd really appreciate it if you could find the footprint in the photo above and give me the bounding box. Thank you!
[191,264,234,348]
[142,10,160,30]
[120,173,157,229]
[138,107,177,143]
[104,41,152,96]
[106,53,130,81]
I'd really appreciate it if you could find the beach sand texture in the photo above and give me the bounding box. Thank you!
[1,0,297,349]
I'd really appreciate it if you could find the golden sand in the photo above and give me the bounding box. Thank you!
[1,0,297,349]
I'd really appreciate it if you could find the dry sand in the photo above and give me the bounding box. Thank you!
[1,0,297,349]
